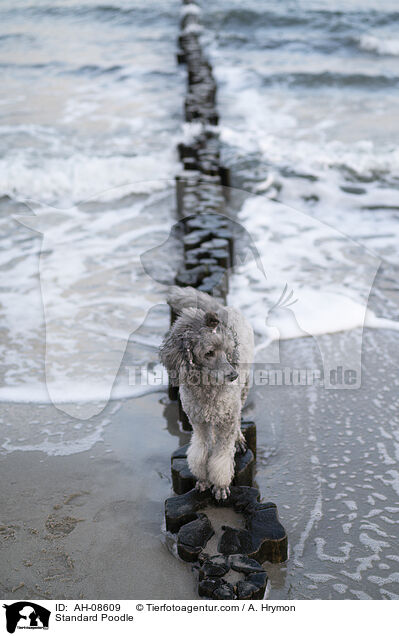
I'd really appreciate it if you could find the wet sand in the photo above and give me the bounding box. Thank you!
[1,324,398,600]
[254,327,399,600]
[0,395,195,599]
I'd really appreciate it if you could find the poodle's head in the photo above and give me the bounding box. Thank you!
[159,308,239,386]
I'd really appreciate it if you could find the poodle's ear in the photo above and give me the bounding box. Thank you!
[204,311,219,330]
[159,330,193,381]
[159,333,184,374]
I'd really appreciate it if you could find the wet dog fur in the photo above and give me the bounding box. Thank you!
[159,286,254,499]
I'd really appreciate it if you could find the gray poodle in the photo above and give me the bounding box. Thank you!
[160,286,254,500]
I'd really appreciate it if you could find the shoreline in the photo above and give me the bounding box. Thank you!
[1,326,398,600]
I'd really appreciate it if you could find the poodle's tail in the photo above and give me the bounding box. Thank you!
[166,285,222,316]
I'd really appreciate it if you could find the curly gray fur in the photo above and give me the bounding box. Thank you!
[159,286,254,499]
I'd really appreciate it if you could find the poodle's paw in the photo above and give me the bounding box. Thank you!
[195,479,211,492]
[235,436,247,454]
[212,485,230,501]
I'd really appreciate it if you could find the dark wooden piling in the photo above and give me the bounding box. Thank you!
[163,1,288,600]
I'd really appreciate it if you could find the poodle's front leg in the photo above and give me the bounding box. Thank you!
[187,428,210,491]
[208,432,236,500]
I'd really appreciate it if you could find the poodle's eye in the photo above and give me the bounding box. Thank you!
[205,350,215,358]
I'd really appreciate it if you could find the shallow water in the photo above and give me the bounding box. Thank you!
[253,329,399,600]
[203,0,399,350]
[0,0,183,410]
[1,0,399,407]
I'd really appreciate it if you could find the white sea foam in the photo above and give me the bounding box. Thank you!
[182,23,203,35]
[229,195,399,350]
[180,4,201,17]
[219,104,399,184]
[0,186,175,415]
[214,60,399,269]
[359,34,399,56]
[213,58,399,375]
[0,151,179,204]
[0,380,165,406]
[181,121,207,144]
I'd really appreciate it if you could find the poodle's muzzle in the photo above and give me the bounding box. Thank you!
[224,366,238,382]
[207,362,238,384]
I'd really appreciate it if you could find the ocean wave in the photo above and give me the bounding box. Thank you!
[0,32,35,43]
[205,8,318,29]
[222,119,399,182]
[64,63,124,76]
[215,31,389,58]
[204,8,399,32]
[0,152,178,203]
[0,61,63,71]
[359,34,399,56]
[0,61,174,81]
[5,3,174,25]
[261,71,398,89]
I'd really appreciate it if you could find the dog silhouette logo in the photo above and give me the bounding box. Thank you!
[3,602,50,633]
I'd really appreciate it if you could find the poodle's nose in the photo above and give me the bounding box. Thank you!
[226,369,238,382]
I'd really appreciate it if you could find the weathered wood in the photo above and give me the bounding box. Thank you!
[161,0,288,601]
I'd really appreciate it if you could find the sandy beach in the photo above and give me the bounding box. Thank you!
[1,297,398,599]
[0,394,197,599]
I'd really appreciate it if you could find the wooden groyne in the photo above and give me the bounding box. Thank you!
[163,1,287,600]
